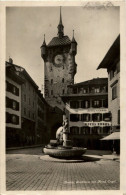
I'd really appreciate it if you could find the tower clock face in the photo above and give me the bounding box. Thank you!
[54,54,64,67]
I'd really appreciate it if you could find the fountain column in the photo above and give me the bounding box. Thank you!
[63,115,71,147]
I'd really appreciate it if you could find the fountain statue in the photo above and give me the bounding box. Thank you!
[43,115,87,159]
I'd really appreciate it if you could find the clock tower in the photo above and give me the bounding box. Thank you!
[41,7,77,111]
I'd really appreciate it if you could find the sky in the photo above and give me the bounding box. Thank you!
[6,6,119,93]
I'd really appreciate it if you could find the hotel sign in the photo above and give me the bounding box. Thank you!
[69,121,111,127]
[66,104,109,114]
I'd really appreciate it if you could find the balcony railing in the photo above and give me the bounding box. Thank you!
[68,87,108,95]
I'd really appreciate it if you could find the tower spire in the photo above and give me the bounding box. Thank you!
[71,30,77,55]
[42,34,46,46]
[72,30,76,42]
[59,6,62,25]
[41,34,47,60]
[57,6,64,38]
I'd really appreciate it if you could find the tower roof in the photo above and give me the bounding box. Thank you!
[48,36,71,47]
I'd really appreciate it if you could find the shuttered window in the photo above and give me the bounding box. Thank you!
[81,127,90,134]
[70,114,79,122]
[6,97,19,111]
[70,126,79,134]
[92,100,102,108]
[6,112,19,124]
[81,100,90,108]
[81,114,90,122]
[70,101,79,109]
[6,81,19,96]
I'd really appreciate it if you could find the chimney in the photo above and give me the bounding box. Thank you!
[9,58,13,64]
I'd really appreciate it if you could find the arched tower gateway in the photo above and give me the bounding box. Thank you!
[41,8,77,111]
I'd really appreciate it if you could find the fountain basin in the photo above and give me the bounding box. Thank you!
[43,147,87,158]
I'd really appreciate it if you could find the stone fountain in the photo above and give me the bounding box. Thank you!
[43,115,87,159]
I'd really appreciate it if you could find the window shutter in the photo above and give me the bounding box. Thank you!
[11,114,19,124]
[16,87,19,96]
[16,102,19,111]
[6,112,11,123]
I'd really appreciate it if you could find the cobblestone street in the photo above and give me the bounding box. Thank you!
[6,147,120,191]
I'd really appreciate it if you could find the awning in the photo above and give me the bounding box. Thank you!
[100,132,120,140]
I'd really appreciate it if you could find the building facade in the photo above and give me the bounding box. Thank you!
[6,60,24,147]
[41,8,77,111]
[61,78,112,149]
[97,35,120,133]
[6,59,48,147]
[36,91,49,144]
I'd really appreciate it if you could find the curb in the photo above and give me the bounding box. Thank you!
[84,154,120,161]
[6,145,44,151]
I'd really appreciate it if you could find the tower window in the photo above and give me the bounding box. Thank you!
[62,89,65,94]
[51,79,53,84]
[51,90,53,95]
[62,78,64,83]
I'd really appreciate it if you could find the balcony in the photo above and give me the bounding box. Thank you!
[68,86,108,95]
[69,100,108,109]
